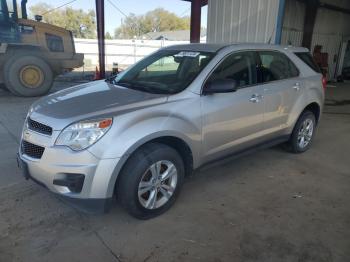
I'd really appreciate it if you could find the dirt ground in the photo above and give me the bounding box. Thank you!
[0,81,349,262]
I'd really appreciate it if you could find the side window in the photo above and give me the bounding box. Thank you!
[294,52,321,73]
[19,24,35,34]
[45,33,64,52]
[208,51,257,88]
[140,55,180,78]
[258,51,299,83]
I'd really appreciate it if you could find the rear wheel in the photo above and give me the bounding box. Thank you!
[117,143,185,219]
[3,54,53,96]
[286,111,316,153]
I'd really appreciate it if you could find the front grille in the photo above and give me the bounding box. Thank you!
[27,118,53,136]
[21,141,45,159]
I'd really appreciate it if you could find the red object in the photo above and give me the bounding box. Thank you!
[94,66,101,80]
[322,76,327,90]
[98,119,112,128]
[190,0,202,43]
[182,0,208,6]
[95,0,105,79]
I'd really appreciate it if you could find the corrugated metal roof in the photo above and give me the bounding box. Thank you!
[181,0,208,7]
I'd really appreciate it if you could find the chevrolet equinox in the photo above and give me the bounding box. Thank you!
[18,44,325,219]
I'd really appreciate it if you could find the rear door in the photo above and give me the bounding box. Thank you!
[256,50,301,136]
[201,51,265,162]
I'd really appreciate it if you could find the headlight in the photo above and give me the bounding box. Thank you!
[55,118,113,151]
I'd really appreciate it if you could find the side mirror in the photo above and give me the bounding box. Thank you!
[203,79,238,95]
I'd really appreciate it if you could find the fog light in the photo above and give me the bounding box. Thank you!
[53,174,85,193]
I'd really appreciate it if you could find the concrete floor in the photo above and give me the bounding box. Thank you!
[0,82,349,262]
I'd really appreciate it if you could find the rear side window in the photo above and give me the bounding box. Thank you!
[294,52,321,73]
[258,51,299,83]
[45,33,64,52]
[208,51,257,88]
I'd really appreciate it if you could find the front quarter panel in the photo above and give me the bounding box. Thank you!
[87,91,202,166]
[87,91,202,198]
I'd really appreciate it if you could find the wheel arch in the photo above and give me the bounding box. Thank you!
[110,135,195,198]
[303,102,321,124]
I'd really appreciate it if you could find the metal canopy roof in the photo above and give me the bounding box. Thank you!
[182,0,208,7]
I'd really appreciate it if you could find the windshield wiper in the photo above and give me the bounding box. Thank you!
[105,75,117,84]
[116,81,158,93]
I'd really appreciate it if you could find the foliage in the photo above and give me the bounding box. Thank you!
[29,3,96,38]
[105,32,113,39]
[114,8,190,39]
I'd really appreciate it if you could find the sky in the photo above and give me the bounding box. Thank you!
[27,0,208,34]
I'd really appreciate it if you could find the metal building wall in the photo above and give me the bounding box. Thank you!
[206,0,350,80]
[281,0,305,46]
[279,0,350,80]
[207,0,280,44]
[312,4,350,79]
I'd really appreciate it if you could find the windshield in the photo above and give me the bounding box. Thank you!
[112,50,214,94]
[0,0,16,21]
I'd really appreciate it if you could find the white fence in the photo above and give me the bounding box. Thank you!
[74,38,189,70]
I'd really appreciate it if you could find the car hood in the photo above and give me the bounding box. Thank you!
[29,80,168,130]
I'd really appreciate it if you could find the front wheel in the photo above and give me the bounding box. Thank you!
[286,111,316,153]
[117,143,185,219]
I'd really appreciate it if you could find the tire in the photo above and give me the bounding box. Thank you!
[286,110,316,153]
[117,143,185,219]
[3,54,53,97]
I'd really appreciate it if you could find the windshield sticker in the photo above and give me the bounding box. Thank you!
[174,51,200,58]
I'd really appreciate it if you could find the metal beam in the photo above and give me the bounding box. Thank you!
[190,0,201,43]
[319,2,350,15]
[95,0,105,79]
[275,0,286,44]
[302,0,318,49]
[21,0,28,19]
[182,0,208,7]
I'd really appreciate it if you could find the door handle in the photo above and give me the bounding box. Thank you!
[249,94,263,103]
[293,82,300,91]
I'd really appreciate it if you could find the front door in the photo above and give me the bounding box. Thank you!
[201,51,265,163]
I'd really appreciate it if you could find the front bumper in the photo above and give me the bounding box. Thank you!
[18,128,120,213]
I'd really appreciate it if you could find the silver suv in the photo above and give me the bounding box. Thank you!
[18,44,325,219]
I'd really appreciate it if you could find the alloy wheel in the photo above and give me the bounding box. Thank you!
[297,118,314,149]
[138,160,178,210]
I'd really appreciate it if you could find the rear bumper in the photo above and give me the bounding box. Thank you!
[61,53,84,69]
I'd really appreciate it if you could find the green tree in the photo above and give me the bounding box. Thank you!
[114,8,190,39]
[105,32,113,39]
[29,3,96,38]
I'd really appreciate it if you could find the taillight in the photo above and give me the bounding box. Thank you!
[322,76,327,90]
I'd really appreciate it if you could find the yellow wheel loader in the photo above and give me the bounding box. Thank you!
[0,0,84,96]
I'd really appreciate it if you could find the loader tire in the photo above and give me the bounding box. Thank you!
[4,54,53,97]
